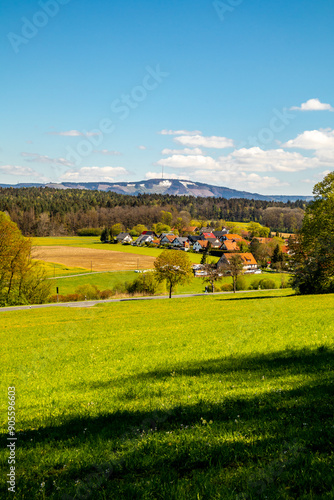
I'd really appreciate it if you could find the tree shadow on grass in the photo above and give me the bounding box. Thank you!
[77,345,334,389]
[2,347,333,499]
[218,293,296,302]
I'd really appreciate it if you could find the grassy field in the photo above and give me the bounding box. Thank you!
[34,260,89,277]
[1,291,334,499]
[50,269,288,296]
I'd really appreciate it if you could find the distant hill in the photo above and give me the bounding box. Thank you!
[0,178,313,202]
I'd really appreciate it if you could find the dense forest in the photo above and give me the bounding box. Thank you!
[0,187,307,236]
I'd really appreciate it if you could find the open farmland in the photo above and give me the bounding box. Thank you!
[31,237,209,267]
[32,245,157,271]
[1,291,333,499]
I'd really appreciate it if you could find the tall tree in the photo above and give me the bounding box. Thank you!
[202,261,223,293]
[154,250,193,298]
[0,212,51,305]
[290,172,334,294]
[219,254,244,293]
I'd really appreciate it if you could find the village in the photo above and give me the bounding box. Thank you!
[113,225,292,275]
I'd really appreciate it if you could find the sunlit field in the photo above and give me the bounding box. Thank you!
[31,237,207,264]
[1,291,333,499]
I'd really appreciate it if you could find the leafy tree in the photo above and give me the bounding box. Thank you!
[200,252,207,265]
[152,222,171,234]
[202,261,223,293]
[154,250,193,298]
[200,241,211,264]
[160,210,173,227]
[77,228,101,236]
[237,240,249,252]
[247,221,271,238]
[290,172,334,294]
[131,224,148,236]
[174,217,184,235]
[100,227,110,242]
[272,244,283,264]
[219,254,244,293]
[0,212,51,305]
[110,223,123,241]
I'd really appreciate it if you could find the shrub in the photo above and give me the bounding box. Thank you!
[220,283,233,292]
[259,279,276,289]
[236,276,247,291]
[112,282,128,295]
[100,289,114,299]
[75,284,101,300]
[66,293,81,302]
[249,278,262,290]
[126,272,162,296]
[77,228,102,236]
[49,294,68,303]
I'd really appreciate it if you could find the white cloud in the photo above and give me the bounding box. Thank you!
[290,98,334,112]
[190,170,288,192]
[138,145,147,150]
[93,149,121,155]
[157,154,219,170]
[174,134,234,149]
[284,129,334,150]
[220,147,319,172]
[158,148,320,173]
[162,147,203,155]
[145,171,190,180]
[60,166,128,182]
[49,130,101,137]
[21,152,73,166]
[158,129,202,136]
[0,165,40,177]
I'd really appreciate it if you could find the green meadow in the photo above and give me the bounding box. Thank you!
[1,291,334,499]
[49,269,287,297]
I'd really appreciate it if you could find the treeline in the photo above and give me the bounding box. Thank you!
[0,187,306,236]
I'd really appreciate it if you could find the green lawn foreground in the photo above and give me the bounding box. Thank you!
[1,291,334,499]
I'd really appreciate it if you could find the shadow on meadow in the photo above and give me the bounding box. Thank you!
[79,345,334,388]
[3,347,333,499]
[218,293,296,302]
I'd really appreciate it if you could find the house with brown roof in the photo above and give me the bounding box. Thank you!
[221,240,239,251]
[222,233,243,241]
[184,226,198,233]
[193,240,210,252]
[217,253,258,272]
[160,234,177,245]
[253,237,272,244]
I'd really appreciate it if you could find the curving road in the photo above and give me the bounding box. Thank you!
[0,289,280,312]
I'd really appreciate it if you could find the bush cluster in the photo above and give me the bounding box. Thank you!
[77,228,102,236]
[249,278,277,290]
[49,273,162,303]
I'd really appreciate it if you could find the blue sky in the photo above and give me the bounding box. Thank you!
[1,0,334,195]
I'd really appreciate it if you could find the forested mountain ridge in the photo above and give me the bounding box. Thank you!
[0,178,313,202]
[0,186,307,236]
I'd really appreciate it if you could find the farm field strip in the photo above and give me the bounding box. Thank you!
[31,237,210,264]
[32,245,157,271]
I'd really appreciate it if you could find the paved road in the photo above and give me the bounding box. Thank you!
[0,289,279,312]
